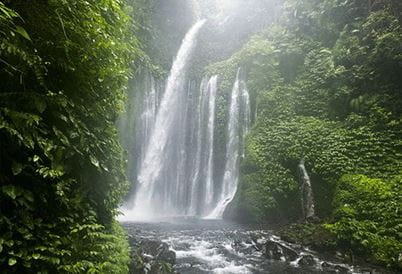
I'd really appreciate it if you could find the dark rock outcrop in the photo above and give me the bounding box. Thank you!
[298,254,316,267]
[128,235,176,274]
[321,261,350,273]
[264,240,298,261]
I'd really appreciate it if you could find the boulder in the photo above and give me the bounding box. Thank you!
[298,254,316,267]
[128,237,176,274]
[264,240,298,261]
[157,247,176,265]
[321,261,350,273]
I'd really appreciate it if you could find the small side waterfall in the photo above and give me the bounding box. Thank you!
[207,69,250,218]
[298,159,316,221]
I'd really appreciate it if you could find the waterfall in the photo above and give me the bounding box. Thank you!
[298,159,316,221]
[241,76,251,158]
[187,76,218,215]
[117,72,162,209]
[206,68,250,218]
[119,19,251,220]
[120,67,250,220]
[187,78,207,215]
[203,76,218,209]
[138,75,160,164]
[120,20,206,220]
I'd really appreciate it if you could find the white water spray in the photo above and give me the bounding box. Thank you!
[204,76,218,209]
[120,20,206,220]
[207,69,250,218]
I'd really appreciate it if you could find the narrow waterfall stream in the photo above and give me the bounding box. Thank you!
[207,68,250,218]
[203,76,218,212]
[298,159,316,221]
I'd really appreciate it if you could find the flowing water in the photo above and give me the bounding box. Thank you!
[298,159,316,220]
[119,17,391,274]
[207,69,250,218]
[124,219,372,274]
[120,20,206,220]
[120,20,251,220]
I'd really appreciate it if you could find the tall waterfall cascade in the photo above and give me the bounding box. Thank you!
[207,69,251,219]
[119,22,251,221]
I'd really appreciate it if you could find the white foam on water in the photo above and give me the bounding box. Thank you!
[212,262,253,274]
[163,233,254,273]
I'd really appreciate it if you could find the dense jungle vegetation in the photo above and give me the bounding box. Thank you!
[209,0,402,269]
[0,0,401,272]
[0,0,140,272]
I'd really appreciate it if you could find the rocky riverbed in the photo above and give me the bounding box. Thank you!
[123,218,396,274]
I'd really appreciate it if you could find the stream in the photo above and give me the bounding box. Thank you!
[123,218,384,274]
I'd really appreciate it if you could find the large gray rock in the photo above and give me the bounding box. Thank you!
[128,235,176,274]
[321,261,349,273]
[156,243,176,265]
[298,254,316,267]
[264,240,298,261]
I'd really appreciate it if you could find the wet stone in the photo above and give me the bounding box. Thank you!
[128,236,176,274]
[123,221,366,274]
[298,254,316,266]
[264,240,299,261]
[157,248,176,265]
[321,261,350,273]
[254,238,266,251]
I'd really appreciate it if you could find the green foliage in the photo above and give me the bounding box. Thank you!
[129,0,193,74]
[61,221,130,273]
[0,0,137,272]
[325,174,402,269]
[278,223,338,251]
[209,1,401,269]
